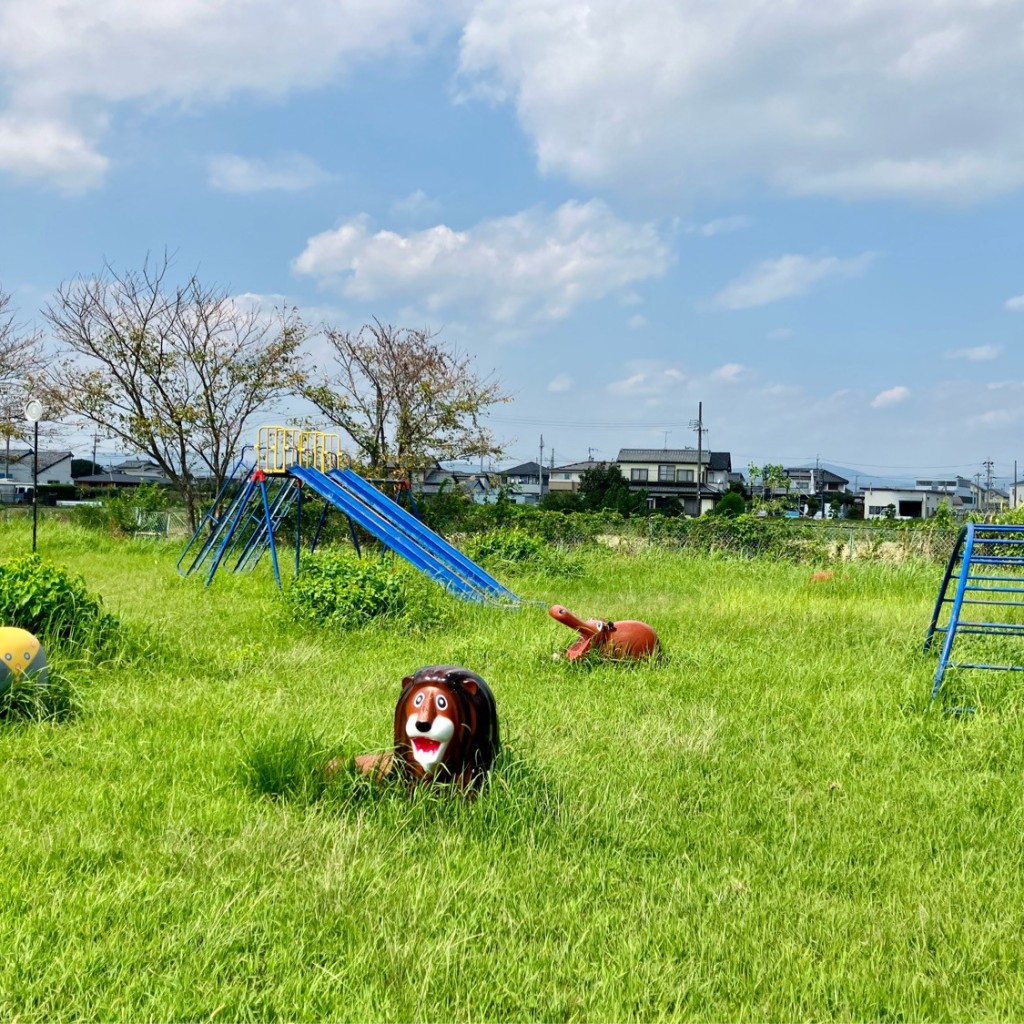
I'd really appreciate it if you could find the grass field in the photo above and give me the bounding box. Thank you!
[3,516,1024,1021]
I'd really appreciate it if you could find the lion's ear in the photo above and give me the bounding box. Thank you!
[401,675,414,691]
[444,668,479,695]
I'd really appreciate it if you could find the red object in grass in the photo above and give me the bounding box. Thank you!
[548,604,660,661]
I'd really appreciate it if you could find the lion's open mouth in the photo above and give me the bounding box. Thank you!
[412,737,441,754]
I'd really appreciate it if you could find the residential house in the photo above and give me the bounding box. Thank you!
[976,486,1009,512]
[414,461,503,505]
[75,458,174,491]
[499,461,550,505]
[548,460,604,493]
[784,466,850,498]
[0,448,73,487]
[615,448,732,515]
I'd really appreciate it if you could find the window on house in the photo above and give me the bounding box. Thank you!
[676,468,694,482]
[658,465,675,482]
[630,468,649,482]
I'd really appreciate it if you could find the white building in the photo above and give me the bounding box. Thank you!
[862,486,948,520]
[0,448,74,487]
[914,475,976,511]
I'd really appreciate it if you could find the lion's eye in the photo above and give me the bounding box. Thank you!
[413,693,425,707]
[436,695,448,710]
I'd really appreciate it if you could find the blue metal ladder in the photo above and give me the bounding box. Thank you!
[924,523,1024,699]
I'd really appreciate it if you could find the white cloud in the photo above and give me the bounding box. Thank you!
[712,252,876,310]
[293,199,672,322]
[767,327,794,340]
[547,373,573,392]
[711,363,744,383]
[944,344,1001,361]
[208,153,331,193]
[1005,295,1024,311]
[871,385,910,409]
[458,0,1024,202]
[969,408,1024,428]
[0,0,464,188]
[390,189,443,220]
[627,314,648,330]
[606,362,685,398]
[0,114,107,191]
[687,216,749,237]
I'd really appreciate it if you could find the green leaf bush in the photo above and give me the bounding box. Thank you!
[463,528,584,578]
[286,549,454,631]
[0,553,120,647]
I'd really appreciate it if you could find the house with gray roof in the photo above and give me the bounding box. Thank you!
[615,447,733,515]
[0,448,73,486]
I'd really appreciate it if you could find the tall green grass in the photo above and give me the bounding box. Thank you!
[2,517,1024,1020]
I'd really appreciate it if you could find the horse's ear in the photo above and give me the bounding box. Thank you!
[401,675,414,691]
[460,677,478,695]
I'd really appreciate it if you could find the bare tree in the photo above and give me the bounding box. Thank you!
[0,288,46,477]
[43,256,309,530]
[304,319,509,475]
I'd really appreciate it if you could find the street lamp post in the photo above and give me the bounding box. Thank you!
[25,399,43,553]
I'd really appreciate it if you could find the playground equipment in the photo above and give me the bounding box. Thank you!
[352,664,500,791]
[924,523,1024,700]
[177,427,519,604]
[0,626,48,696]
[549,604,661,661]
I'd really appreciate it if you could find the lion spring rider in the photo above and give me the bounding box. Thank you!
[549,605,660,661]
[355,665,500,791]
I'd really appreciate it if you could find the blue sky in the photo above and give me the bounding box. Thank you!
[2,0,1024,486]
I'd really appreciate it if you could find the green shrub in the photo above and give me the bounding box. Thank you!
[463,528,584,578]
[70,503,111,531]
[287,550,405,628]
[107,483,168,535]
[709,491,746,517]
[0,553,119,646]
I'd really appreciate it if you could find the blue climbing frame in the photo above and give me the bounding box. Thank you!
[924,523,1024,700]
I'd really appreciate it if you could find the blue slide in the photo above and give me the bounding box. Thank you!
[287,465,519,605]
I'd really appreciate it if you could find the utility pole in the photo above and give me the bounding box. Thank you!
[984,458,994,506]
[663,430,670,450]
[689,402,707,514]
[538,435,544,500]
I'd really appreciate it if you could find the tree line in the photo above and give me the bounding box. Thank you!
[1,255,509,529]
